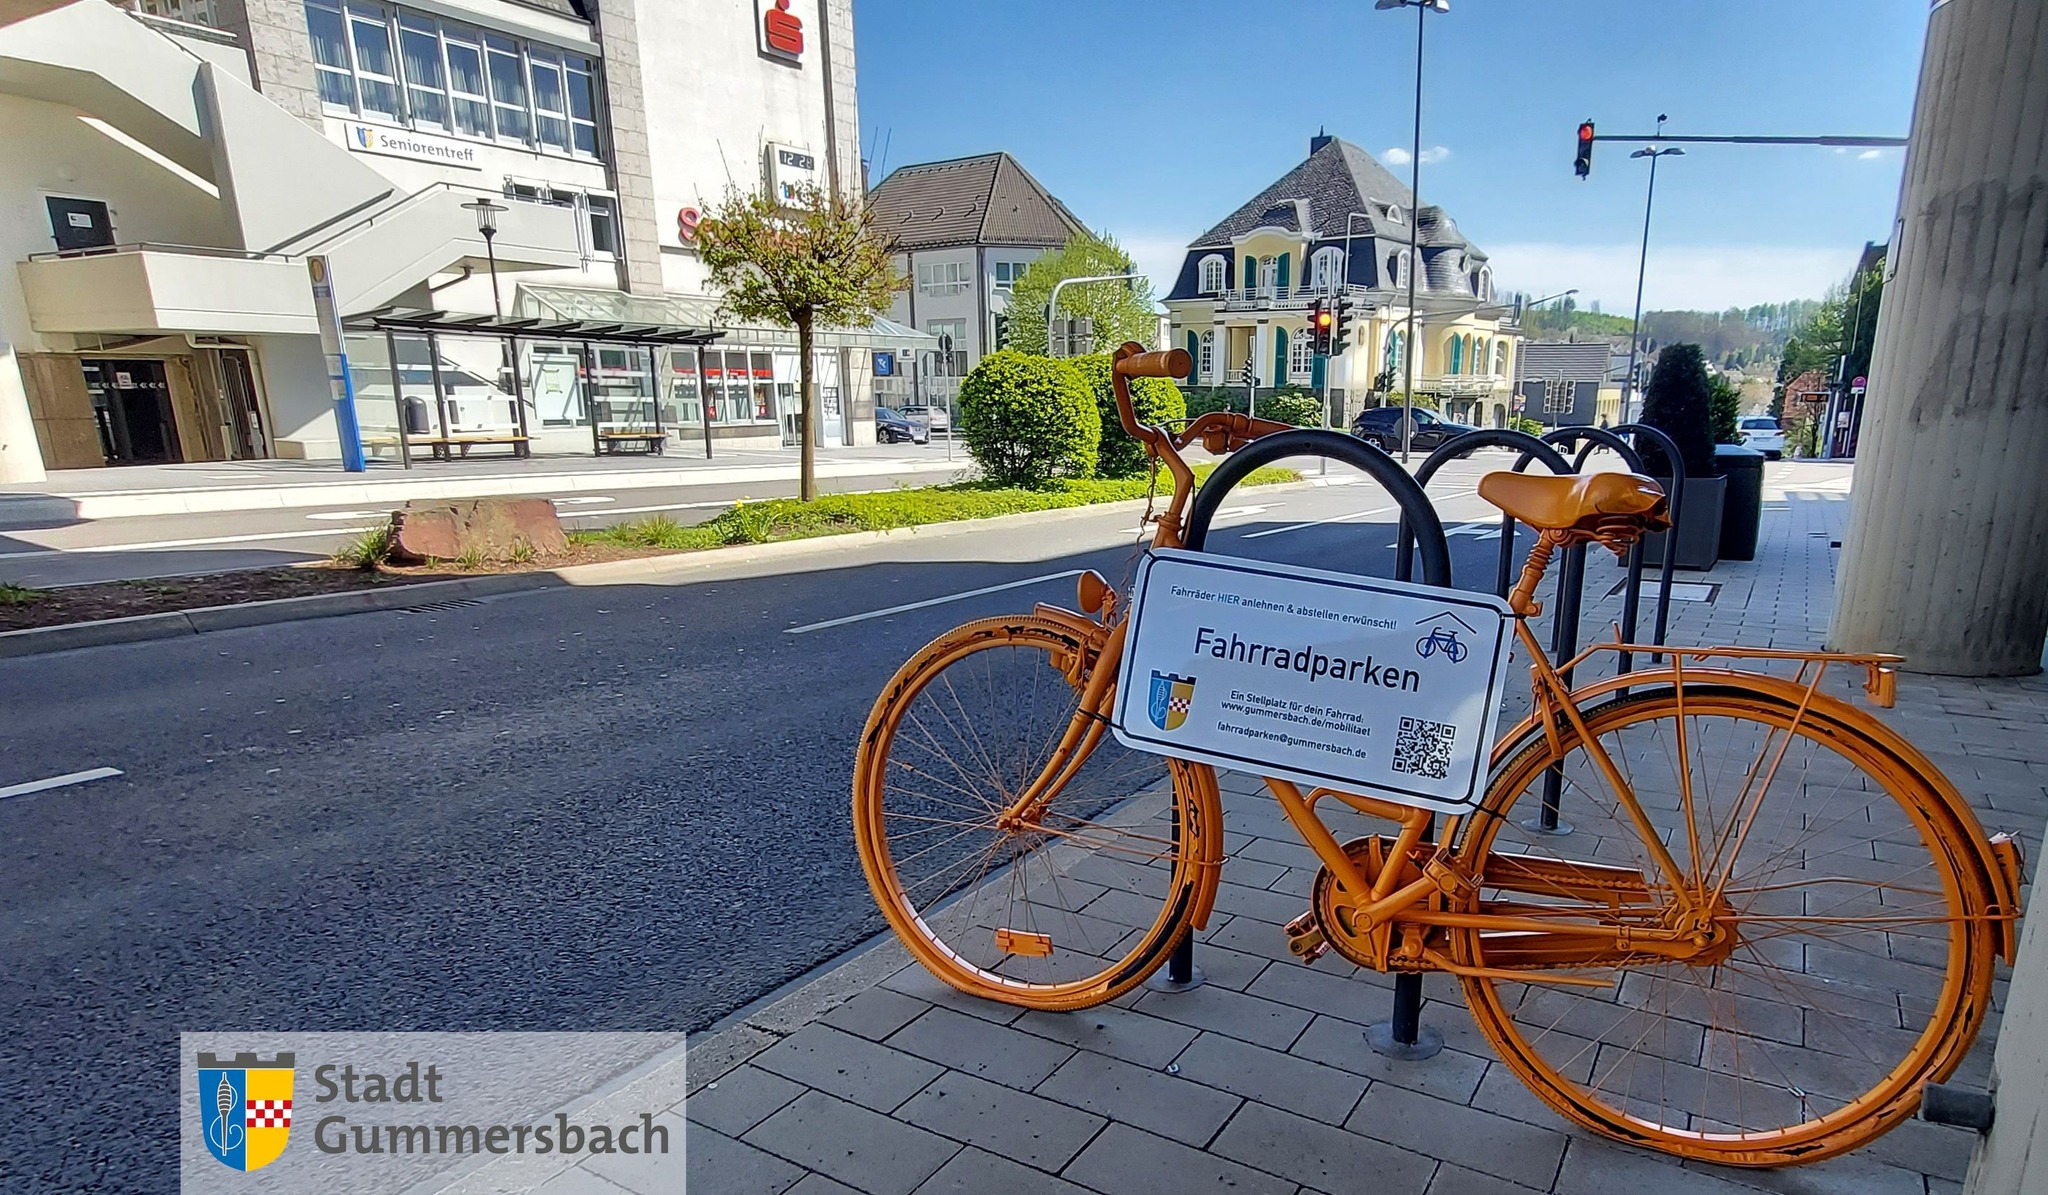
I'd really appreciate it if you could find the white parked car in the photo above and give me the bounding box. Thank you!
[1739,415,1786,459]
[898,404,950,433]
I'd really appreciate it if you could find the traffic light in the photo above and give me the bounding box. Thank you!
[1331,294,1358,355]
[1310,299,1333,355]
[1575,120,1595,178]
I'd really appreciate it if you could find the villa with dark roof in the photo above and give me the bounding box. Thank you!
[1163,134,1519,426]
[867,152,1088,405]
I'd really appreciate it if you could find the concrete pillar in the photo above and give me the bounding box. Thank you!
[1830,0,2048,675]
[0,341,48,484]
[1962,842,2048,1194]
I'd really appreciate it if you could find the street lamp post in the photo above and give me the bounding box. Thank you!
[1622,119,1683,422]
[1376,0,1448,462]
[464,197,509,321]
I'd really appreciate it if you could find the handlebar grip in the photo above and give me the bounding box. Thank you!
[1114,349,1191,379]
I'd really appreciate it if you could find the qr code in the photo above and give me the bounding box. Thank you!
[1392,717,1456,780]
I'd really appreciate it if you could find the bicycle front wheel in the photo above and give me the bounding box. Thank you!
[1454,685,1998,1166]
[853,615,1221,1011]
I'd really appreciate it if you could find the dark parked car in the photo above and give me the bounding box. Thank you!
[1350,405,1478,452]
[876,406,930,445]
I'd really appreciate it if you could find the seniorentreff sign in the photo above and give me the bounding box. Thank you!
[1112,550,1514,814]
[340,122,481,170]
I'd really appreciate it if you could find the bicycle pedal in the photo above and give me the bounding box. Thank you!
[1283,911,1328,963]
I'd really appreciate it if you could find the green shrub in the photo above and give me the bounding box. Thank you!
[0,582,43,605]
[1258,390,1328,428]
[1184,387,1248,418]
[1069,354,1187,478]
[957,350,1100,487]
[1511,416,1544,438]
[1708,374,1743,444]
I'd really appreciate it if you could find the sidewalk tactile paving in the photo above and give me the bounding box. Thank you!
[681,468,2032,1195]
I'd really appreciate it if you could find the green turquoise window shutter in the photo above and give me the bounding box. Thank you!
[1277,253,1291,293]
[1185,331,1199,382]
[1449,336,1463,374]
[1274,329,1288,382]
[1241,256,1254,291]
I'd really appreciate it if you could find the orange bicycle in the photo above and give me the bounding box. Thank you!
[853,342,2025,1167]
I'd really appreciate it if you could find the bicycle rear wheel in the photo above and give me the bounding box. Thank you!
[1453,685,1999,1166]
[853,615,1221,1011]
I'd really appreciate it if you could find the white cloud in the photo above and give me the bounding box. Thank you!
[1492,242,1862,312]
[1383,146,1450,166]
[1857,149,1887,160]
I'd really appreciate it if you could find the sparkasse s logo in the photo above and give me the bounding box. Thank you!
[196,1051,296,1173]
[759,0,803,62]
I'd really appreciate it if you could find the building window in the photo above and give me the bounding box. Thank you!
[1383,204,1404,224]
[927,319,967,375]
[1309,247,1344,294]
[1198,255,1225,294]
[1198,330,1215,377]
[916,261,970,296]
[1493,341,1508,376]
[991,260,1030,291]
[1257,255,1278,295]
[1476,266,1492,301]
[583,193,617,257]
[346,2,402,120]
[1288,327,1314,378]
[305,0,602,159]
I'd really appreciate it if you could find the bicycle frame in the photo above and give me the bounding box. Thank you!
[991,343,2023,983]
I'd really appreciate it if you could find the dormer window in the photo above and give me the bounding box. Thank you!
[1198,254,1226,295]
[1383,204,1404,224]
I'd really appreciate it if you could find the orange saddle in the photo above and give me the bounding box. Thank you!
[1478,471,1670,533]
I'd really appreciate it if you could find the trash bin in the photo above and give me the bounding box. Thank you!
[403,396,432,436]
[1715,443,1766,562]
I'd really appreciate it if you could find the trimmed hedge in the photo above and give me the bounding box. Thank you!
[575,462,1302,550]
[1068,354,1188,478]
[1183,386,1328,427]
[957,350,1100,487]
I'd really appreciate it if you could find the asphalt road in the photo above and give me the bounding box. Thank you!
[1,451,1579,1189]
[0,451,974,588]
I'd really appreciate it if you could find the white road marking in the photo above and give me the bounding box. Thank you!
[0,767,123,800]
[786,570,1082,635]
[551,496,616,506]
[1239,504,1399,540]
[305,510,385,521]
[0,526,375,559]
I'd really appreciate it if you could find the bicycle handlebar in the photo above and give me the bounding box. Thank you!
[1114,349,1191,379]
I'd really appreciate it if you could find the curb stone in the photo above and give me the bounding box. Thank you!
[0,488,1306,660]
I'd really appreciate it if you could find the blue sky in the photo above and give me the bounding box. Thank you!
[852,0,1928,312]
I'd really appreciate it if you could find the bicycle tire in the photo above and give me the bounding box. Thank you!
[1450,684,1998,1166]
[853,615,1222,1010]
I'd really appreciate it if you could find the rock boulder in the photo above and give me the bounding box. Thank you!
[386,498,567,564]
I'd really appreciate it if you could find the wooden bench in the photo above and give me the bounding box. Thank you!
[597,430,668,455]
[414,434,532,461]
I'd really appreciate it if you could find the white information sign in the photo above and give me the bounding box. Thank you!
[1112,549,1516,814]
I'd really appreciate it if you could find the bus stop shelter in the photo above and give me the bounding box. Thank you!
[344,307,725,465]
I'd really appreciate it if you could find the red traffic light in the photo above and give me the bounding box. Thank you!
[1575,121,1595,179]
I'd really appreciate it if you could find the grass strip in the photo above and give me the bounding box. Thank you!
[574,463,1301,551]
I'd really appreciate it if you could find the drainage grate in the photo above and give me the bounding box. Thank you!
[401,597,485,614]
[1608,578,1720,604]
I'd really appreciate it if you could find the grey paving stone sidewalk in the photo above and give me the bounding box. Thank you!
[580,477,2042,1195]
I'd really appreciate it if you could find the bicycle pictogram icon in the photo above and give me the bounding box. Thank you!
[1415,626,1467,662]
